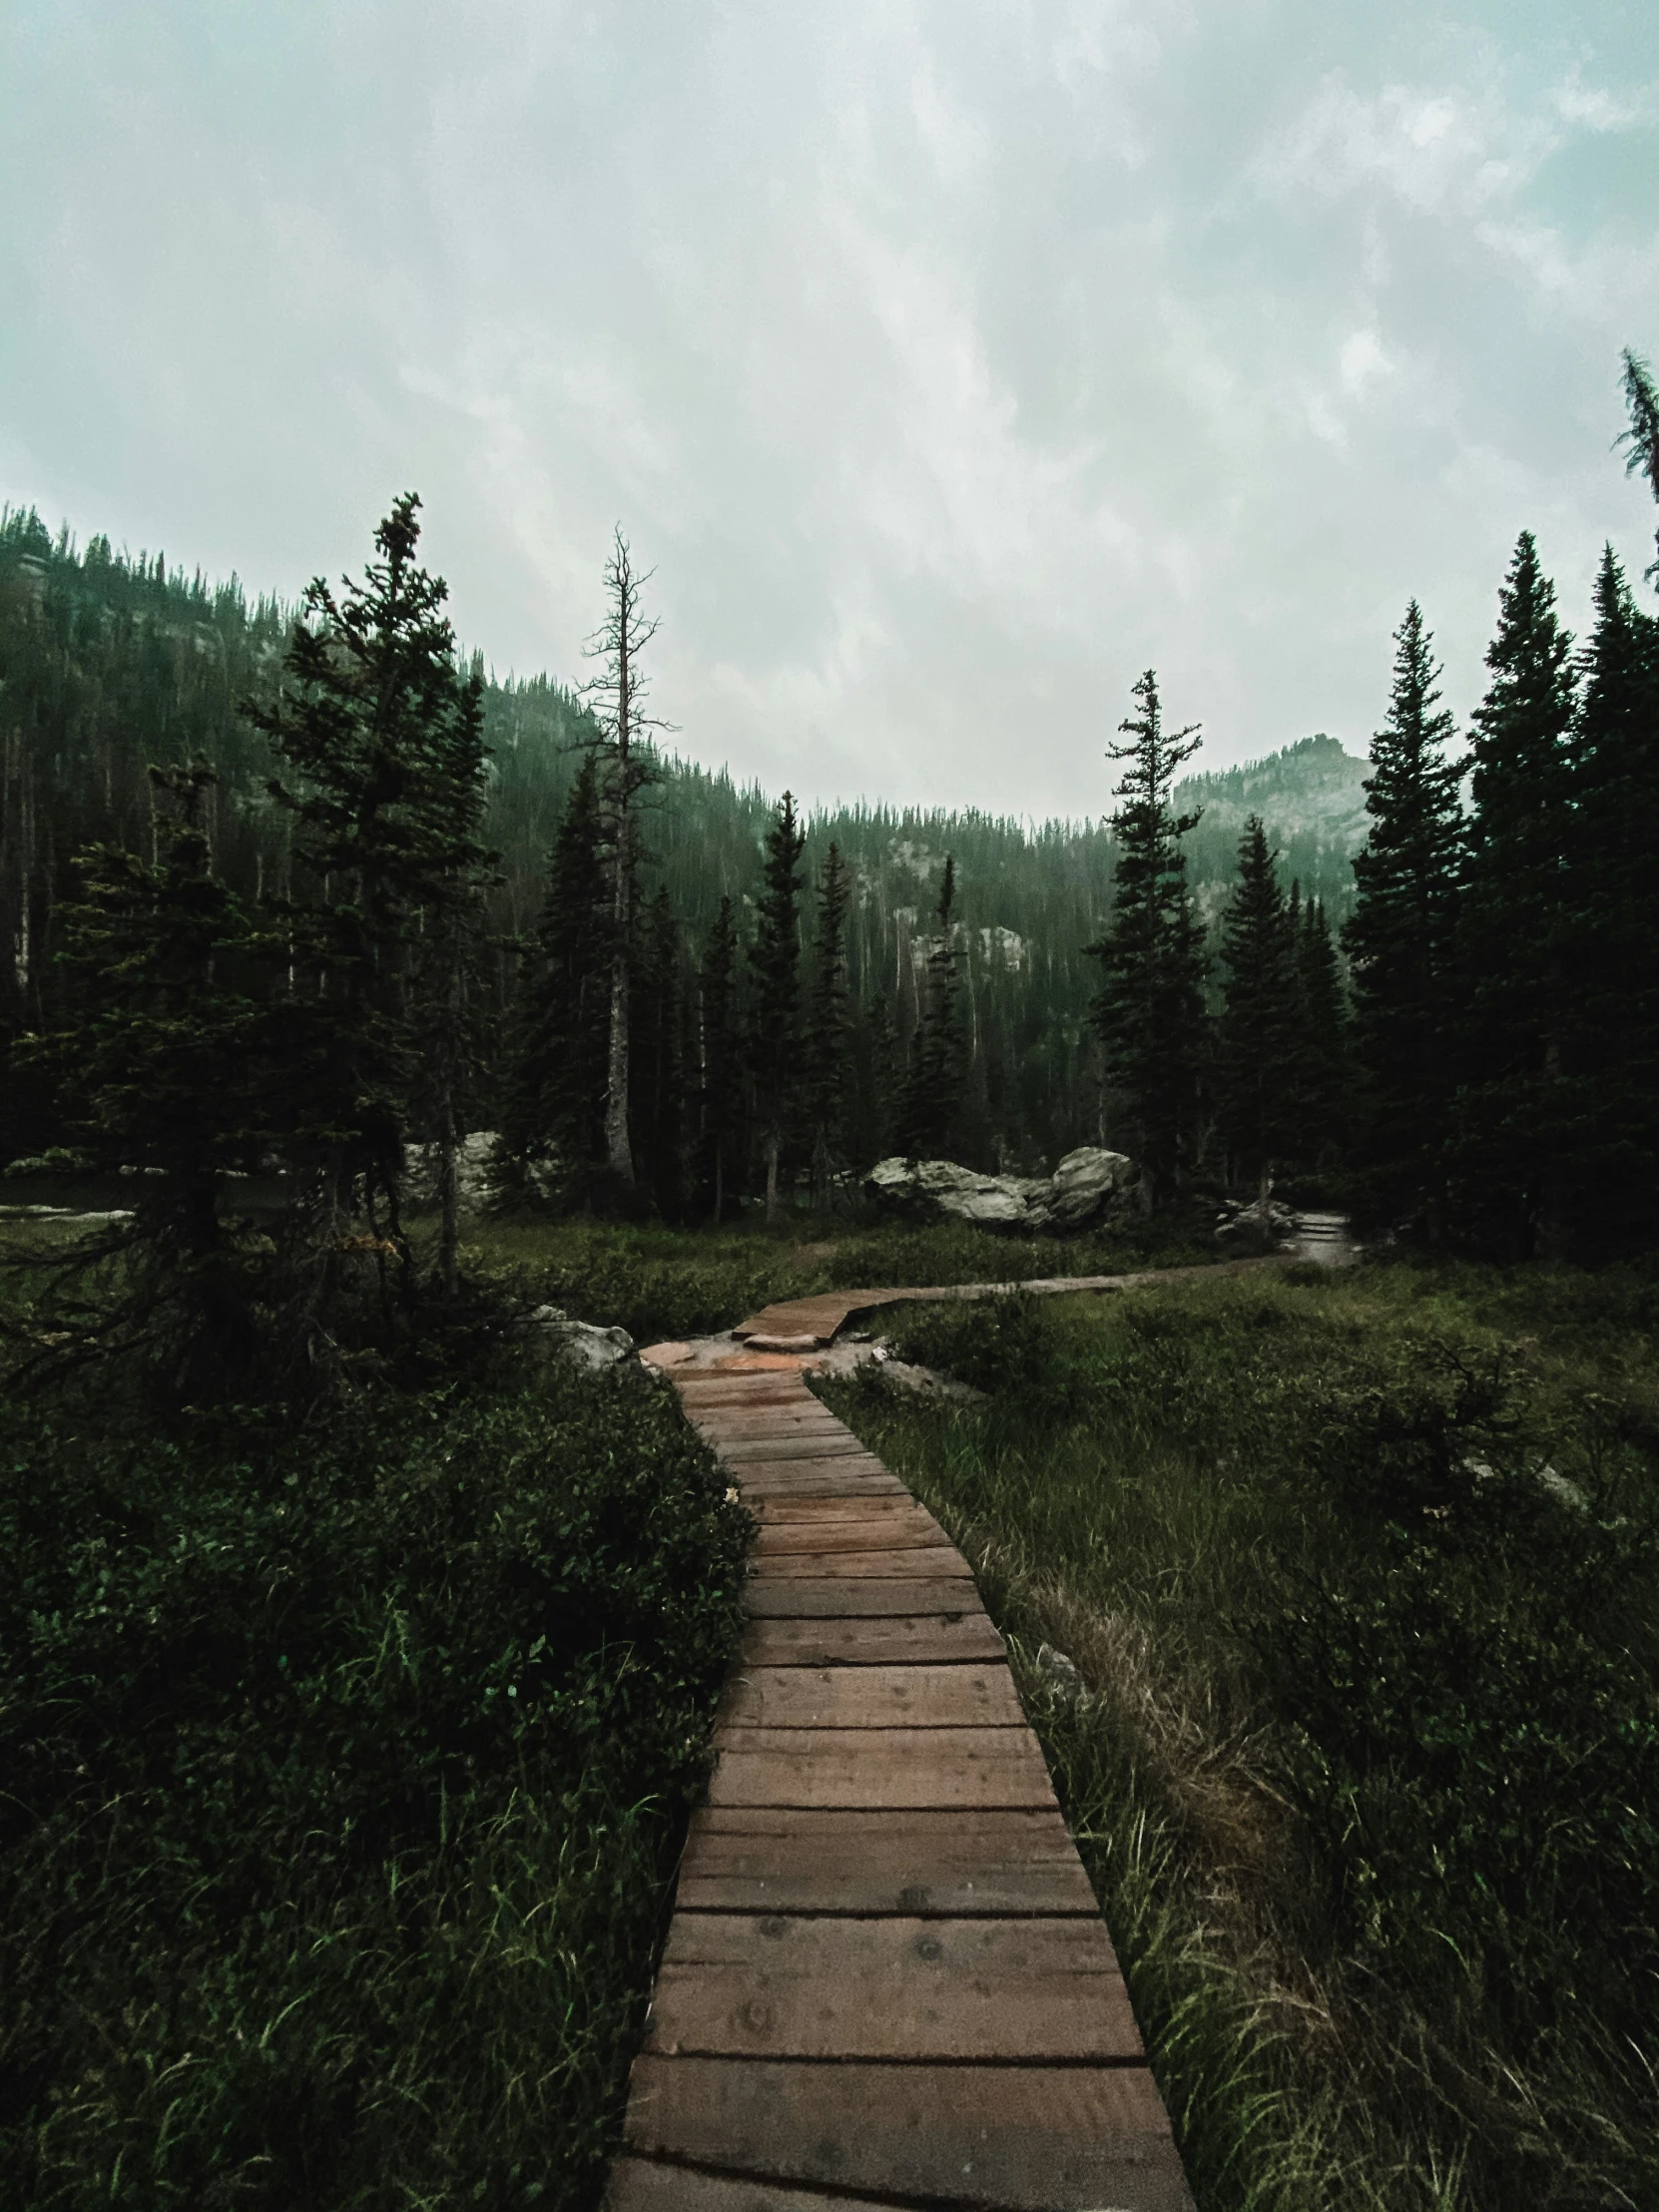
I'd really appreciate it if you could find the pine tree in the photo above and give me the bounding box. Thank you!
[19,763,273,1395]
[1086,671,1209,1207]
[580,528,668,1199]
[896,855,966,1159]
[493,757,610,1209]
[1450,533,1578,1255]
[1295,893,1351,1175]
[1214,817,1302,1199]
[1342,602,1464,1238]
[749,792,807,1223]
[1617,348,1659,581]
[1558,546,1659,1252]
[802,841,853,1204]
[696,895,744,1223]
[631,886,686,1219]
[248,493,495,1301]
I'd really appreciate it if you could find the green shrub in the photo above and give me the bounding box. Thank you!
[0,1372,750,2209]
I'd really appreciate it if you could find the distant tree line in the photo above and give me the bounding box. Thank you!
[3,347,1655,1267]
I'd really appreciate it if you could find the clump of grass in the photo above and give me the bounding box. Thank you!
[1,1369,751,2208]
[822,1263,1659,2211]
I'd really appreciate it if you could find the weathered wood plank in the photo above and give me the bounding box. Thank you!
[736,1476,910,1502]
[718,1433,870,1463]
[749,1494,940,1524]
[742,1613,1006,1666]
[622,2055,1195,2211]
[753,1545,971,1581]
[708,1726,1057,1810]
[720,1664,1024,1730]
[605,2164,905,2212]
[674,1805,1100,1917]
[647,1914,1140,2061]
[752,1510,947,1553]
[730,1457,901,1490]
[743,1578,986,1618]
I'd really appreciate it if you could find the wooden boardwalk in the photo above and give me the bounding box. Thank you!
[605,1362,1194,2212]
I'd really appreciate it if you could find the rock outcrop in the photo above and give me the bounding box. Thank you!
[863,1147,1138,1235]
[526,1304,641,1375]
[402,1131,498,1212]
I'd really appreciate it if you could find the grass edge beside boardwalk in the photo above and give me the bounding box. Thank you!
[817,1263,1659,2212]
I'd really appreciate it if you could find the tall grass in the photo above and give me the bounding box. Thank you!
[1,1370,751,2209]
[820,1261,1659,2211]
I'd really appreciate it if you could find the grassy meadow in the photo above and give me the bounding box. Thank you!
[818,1260,1659,2211]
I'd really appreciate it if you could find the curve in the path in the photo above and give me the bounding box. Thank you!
[605,1364,1195,2212]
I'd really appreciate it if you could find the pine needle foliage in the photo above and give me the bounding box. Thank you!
[1086,671,1209,1205]
[1214,817,1303,1195]
[748,792,807,1222]
[895,853,967,1161]
[1343,603,1464,1239]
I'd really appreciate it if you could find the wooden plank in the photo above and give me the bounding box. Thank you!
[749,1494,937,1524]
[720,1664,1025,1730]
[718,1433,870,1463]
[691,1402,843,1427]
[736,1476,910,1502]
[622,2055,1194,2211]
[708,1726,1057,1810]
[606,2163,906,2212]
[647,1914,1140,2061]
[730,1455,899,1486]
[744,1579,987,1618]
[753,1545,972,1580]
[752,1514,948,1554]
[743,1613,1006,1666]
[674,1805,1100,1917]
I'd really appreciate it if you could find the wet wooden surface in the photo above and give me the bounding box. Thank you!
[604,1366,1193,2212]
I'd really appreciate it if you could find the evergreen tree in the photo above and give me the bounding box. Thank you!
[580,528,667,1199]
[896,854,966,1159]
[749,792,807,1223]
[248,493,495,1307]
[493,757,610,1209]
[802,841,853,1202]
[1558,546,1659,1253]
[1086,671,1209,1207]
[1295,893,1351,1175]
[1617,348,1659,580]
[696,895,745,1222]
[1450,533,1578,1255]
[17,763,273,1395]
[1342,602,1464,1238]
[1214,817,1302,1199]
[631,886,686,1219]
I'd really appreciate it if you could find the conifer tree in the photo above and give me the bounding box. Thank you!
[19,763,272,1394]
[1617,348,1659,579]
[749,792,807,1223]
[802,841,853,1204]
[631,886,686,1219]
[1450,533,1578,1255]
[697,895,744,1222]
[1342,602,1463,1238]
[581,528,667,1199]
[1559,546,1659,1252]
[248,493,494,1301]
[896,855,966,1159]
[1295,893,1351,1174]
[1086,671,1209,1207]
[1214,817,1302,1200]
[493,757,609,1208]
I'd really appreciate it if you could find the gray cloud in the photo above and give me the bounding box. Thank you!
[3,0,1654,817]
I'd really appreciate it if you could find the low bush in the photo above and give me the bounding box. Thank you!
[0,1370,750,2209]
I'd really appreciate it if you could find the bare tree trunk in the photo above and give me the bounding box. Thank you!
[765,1129,782,1226]
[437,1101,459,1298]
[605,940,633,1186]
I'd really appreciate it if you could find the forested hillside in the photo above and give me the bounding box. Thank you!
[0,503,1365,1170]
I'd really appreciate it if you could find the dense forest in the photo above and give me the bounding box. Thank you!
[0,502,1363,1184]
[3,350,1656,1260]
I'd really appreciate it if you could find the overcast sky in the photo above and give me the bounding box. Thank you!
[3,2,1655,819]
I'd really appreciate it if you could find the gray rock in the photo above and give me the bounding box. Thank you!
[526,1303,640,1375]
[403,1130,500,1212]
[863,1147,1137,1235]
[1034,1642,1084,1704]
[1215,1195,1299,1248]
